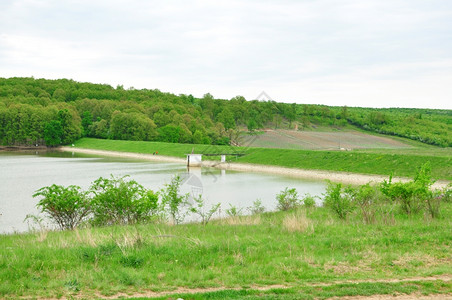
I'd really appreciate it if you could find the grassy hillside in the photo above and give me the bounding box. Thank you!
[73,138,452,180]
[1,205,451,299]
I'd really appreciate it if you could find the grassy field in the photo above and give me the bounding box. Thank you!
[1,204,451,299]
[73,138,452,180]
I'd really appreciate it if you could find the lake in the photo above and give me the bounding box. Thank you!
[0,151,327,234]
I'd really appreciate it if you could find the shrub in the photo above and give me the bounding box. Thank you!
[381,179,421,215]
[425,191,441,219]
[225,204,244,217]
[323,182,354,220]
[380,163,436,216]
[301,193,316,208]
[247,199,266,215]
[276,187,300,211]
[90,175,159,225]
[160,175,189,224]
[354,183,381,224]
[190,195,221,225]
[33,184,91,230]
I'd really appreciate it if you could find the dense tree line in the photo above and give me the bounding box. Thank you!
[0,77,450,147]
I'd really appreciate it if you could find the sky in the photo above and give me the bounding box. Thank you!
[1,0,451,109]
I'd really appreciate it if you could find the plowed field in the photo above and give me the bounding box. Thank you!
[242,129,411,150]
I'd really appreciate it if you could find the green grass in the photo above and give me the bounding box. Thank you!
[236,147,452,180]
[73,138,231,158]
[73,138,452,180]
[1,204,451,299]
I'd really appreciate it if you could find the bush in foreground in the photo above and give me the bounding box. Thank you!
[33,184,90,230]
[381,163,439,217]
[160,175,190,224]
[323,182,355,220]
[190,195,221,225]
[90,175,159,226]
[276,187,300,211]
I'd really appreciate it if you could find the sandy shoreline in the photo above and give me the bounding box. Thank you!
[59,147,450,189]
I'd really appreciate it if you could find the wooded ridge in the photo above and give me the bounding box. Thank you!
[1,77,450,147]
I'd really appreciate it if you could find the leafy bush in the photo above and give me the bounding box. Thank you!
[225,204,243,217]
[33,184,90,230]
[90,175,159,225]
[160,175,189,224]
[353,183,381,224]
[323,182,354,220]
[276,187,300,211]
[301,193,316,208]
[425,192,441,219]
[247,199,266,215]
[380,179,421,215]
[381,163,436,216]
[190,195,221,225]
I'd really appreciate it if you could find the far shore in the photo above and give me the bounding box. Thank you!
[59,146,450,189]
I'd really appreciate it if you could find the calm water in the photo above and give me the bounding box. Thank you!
[0,151,326,234]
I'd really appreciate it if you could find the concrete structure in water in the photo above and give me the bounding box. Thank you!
[186,153,243,167]
[186,154,203,167]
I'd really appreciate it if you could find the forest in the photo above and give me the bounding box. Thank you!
[0,77,451,147]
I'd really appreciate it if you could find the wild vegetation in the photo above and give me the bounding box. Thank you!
[1,77,451,148]
[1,166,451,299]
[31,175,202,230]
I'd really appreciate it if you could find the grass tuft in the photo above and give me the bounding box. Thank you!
[220,215,261,226]
[282,209,313,233]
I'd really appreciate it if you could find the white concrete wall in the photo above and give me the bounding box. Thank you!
[187,154,203,167]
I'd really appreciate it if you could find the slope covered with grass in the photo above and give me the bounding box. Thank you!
[1,205,451,299]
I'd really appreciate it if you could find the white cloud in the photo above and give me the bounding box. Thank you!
[0,0,451,109]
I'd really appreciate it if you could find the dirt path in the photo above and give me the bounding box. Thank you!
[336,295,451,300]
[44,275,451,299]
[60,147,450,189]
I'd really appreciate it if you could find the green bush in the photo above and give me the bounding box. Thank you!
[90,175,159,225]
[33,184,91,230]
[301,193,316,208]
[160,175,189,224]
[380,179,421,215]
[276,187,300,211]
[247,199,266,215]
[323,182,354,220]
[426,192,441,219]
[190,195,221,225]
[353,184,382,224]
[225,204,243,217]
[380,163,436,216]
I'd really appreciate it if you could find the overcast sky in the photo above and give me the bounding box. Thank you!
[1,0,451,109]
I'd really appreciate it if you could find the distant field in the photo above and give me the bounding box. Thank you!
[241,129,411,150]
